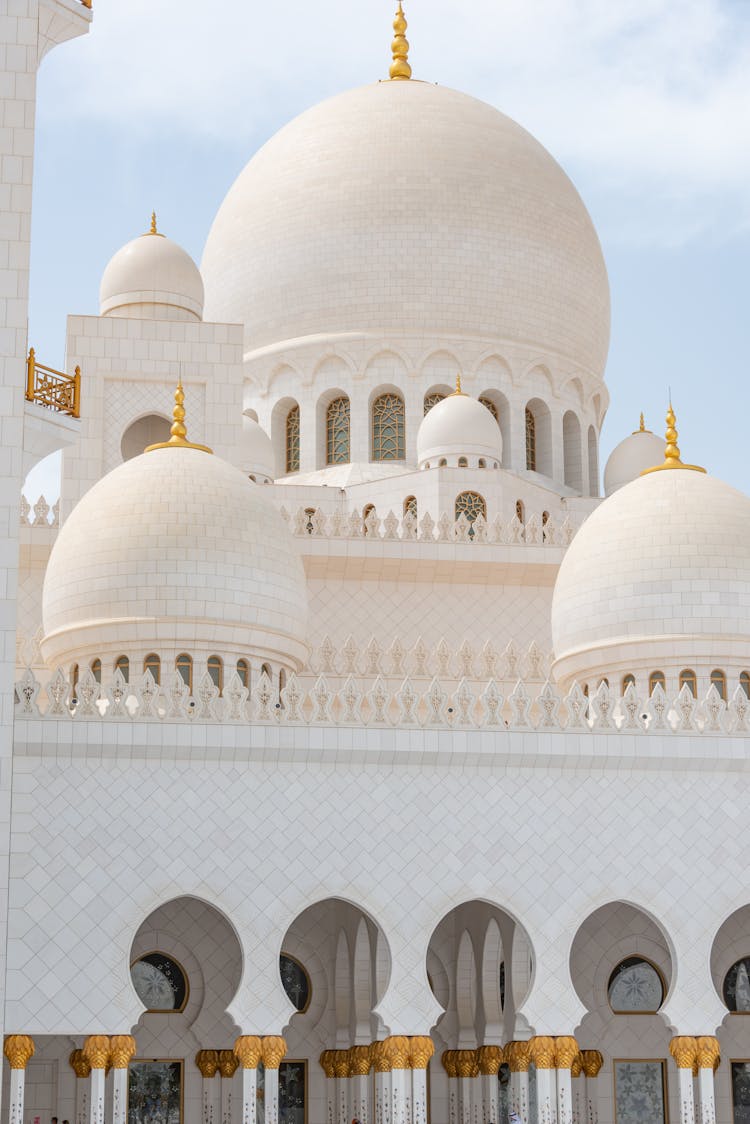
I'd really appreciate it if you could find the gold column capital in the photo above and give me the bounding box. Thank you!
[82,1035,110,1071]
[409,1036,435,1070]
[381,1035,411,1070]
[696,1036,721,1071]
[319,1049,337,1078]
[505,1041,531,1073]
[234,1036,262,1070]
[109,1036,136,1069]
[571,1051,584,1078]
[371,1041,391,1073]
[441,1049,458,1079]
[476,1045,503,1076]
[580,1050,604,1078]
[218,1049,239,1078]
[670,1036,698,1070]
[455,1049,479,1078]
[555,1036,580,1070]
[529,1036,556,1070]
[349,1045,373,1076]
[331,1049,350,1079]
[4,1035,35,1070]
[261,1036,287,1070]
[195,1049,220,1078]
[69,1049,91,1079]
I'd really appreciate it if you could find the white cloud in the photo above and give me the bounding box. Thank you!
[38,0,750,244]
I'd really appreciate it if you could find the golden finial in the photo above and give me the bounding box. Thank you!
[632,411,652,435]
[452,373,464,395]
[389,2,412,81]
[150,211,157,234]
[640,402,705,475]
[145,379,213,454]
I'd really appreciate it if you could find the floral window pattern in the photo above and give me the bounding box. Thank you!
[424,393,445,415]
[131,952,188,1011]
[326,397,350,465]
[479,396,498,421]
[455,491,486,524]
[608,957,664,1012]
[525,408,536,471]
[286,405,300,474]
[372,393,405,460]
[732,1062,750,1124]
[258,1060,307,1124]
[724,958,750,1011]
[614,1060,667,1124]
[128,1061,182,1124]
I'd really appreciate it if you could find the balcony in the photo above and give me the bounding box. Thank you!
[25,348,80,418]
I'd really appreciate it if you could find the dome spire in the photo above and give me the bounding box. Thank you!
[389,2,412,81]
[641,401,705,475]
[146,379,213,454]
[632,411,652,435]
[452,373,465,396]
[144,210,164,238]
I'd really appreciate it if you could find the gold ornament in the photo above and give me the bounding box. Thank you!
[555,1037,580,1070]
[218,1049,239,1078]
[4,1035,35,1070]
[332,1049,350,1079]
[476,1045,503,1076]
[381,1035,411,1070]
[319,1049,337,1078]
[371,1042,391,1074]
[195,1050,220,1078]
[349,1045,372,1076]
[82,1035,110,1071]
[69,1049,91,1079]
[234,1036,262,1070]
[505,1041,531,1073]
[145,380,213,454]
[388,2,412,80]
[571,1052,583,1079]
[580,1051,604,1078]
[409,1037,435,1070]
[696,1036,720,1071]
[529,1036,556,1070]
[455,1049,479,1079]
[441,1049,459,1079]
[641,403,705,476]
[261,1036,287,1070]
[110,1036,136,1069]
[670,1036,698,1070]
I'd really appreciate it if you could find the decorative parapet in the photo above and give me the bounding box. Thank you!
[283,506,576,547]
[19,495,59,528]
[14,667,750,735]
[25,349,80,418]
[309,635,549,682]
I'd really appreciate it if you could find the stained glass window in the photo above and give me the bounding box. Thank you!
[480,396,499,421]
[455,491,486,524]
[286,405,300,474]
[326,396,350,465]
[131,952,188,1011]
[608,957,664,1012]
[372,393,405,460]
[280,953,311,1012]
[724,958,750,1011]
[424,393,445,415]
[525,407,536,471]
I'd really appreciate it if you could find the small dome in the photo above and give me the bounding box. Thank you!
[551,467,750,687]
[240,415,275,483]
[100,218,204,321]
[417,390,502,469]
[604,421,665,496]
[42,445,308,674]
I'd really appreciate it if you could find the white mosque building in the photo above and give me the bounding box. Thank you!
[3,5,750,1124]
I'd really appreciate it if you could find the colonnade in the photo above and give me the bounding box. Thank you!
[320,1038,435,1124]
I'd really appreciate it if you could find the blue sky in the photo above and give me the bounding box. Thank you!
[24,0,750,499]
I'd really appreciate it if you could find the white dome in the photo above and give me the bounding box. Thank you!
[240,415,275,482]
[551,468,750,686]
[100,226,204,321]
[42,446,308,672]
[202,80,610,375]
[417,391,502,469]
[604,424,665,496]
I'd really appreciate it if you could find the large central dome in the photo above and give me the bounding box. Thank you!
[202,80,610,375]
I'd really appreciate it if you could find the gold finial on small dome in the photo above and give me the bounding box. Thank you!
[145,210,164,238]
[389,2,412,80]
[640,402,705,475]
[632,411,652,435]
[452,373,465,396]
[145,379,213,454]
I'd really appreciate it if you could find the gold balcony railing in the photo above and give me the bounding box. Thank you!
[80,0,92,8]
[25,348,81,419]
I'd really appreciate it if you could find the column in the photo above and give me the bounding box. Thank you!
[219,1049,239,1124]
[349,1045,373,1124]
[555,1038,579,1124]
[670,1038,699,1124]
[110,1035,136,1124]
[69,1049,91,1124]
[3,1034,35,1124]
[409,1036,435,1124]
[261,1035,287,1124]
[382,1037,411,1124]
[235,1036,262,1124]
[529,1038,557,1124]
[580,1051,603,1124]
[372,1041,392,1124]
[570,1053,583,1124]
[320,1050,338,1124]
[82,1035,111,1124]
[455,1050,480,1124]
[506,1042,531,1124]
[695,1038,720,1124]
[196,1050,220,1124]
[476,1046,502,1124]
[332,1049,350,1124]
[442,1050,459,1124]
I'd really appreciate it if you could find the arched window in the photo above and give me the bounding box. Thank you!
[515,499,525,523]
[280,953,311,1013]
[679,669,697,696]
[711,669,727,700]
[723,957,750,1011]
[372,393,405,461]
[563,411,583,491]
[479,396,498,421]
[741,671,750,699]
[236,659,250,690]
[176,654,192,691]
[279,668,287,699]
[326,396,350,465]
[458,456,468,468]
[404,496,418,519]
[285,405,300,474]
[588,425,599,496]
[542,510,550,541]
[90,659,101,684]
[121,414,170,462]
[455,491,486,524]
[70,663,79,705]
[208,655,223,694]
[115,655,129,683]
[131,952,189,1012]
[424,392,445,415]
[478,459,486,468]
[525,407,536,471]
[649,671,666,694]
[608,956,664,1013]
[363,503,376,535]
[622,674,635,691]
[144,653,161,685]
